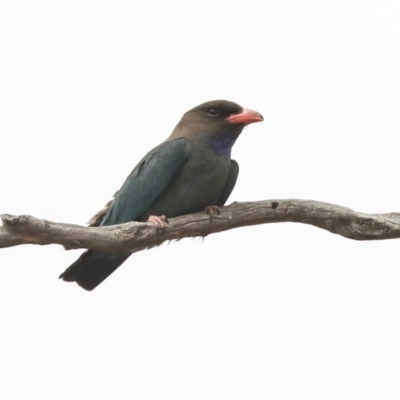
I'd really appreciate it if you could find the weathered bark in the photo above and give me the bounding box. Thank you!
[1,200,400,253]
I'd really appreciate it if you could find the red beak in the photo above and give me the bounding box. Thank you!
[226,108,264,125]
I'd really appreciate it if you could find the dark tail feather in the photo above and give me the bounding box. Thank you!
[59,250,131,291]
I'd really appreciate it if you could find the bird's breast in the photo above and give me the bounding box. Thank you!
[141,147,231,219]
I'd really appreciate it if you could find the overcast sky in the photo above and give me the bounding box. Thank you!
[1,1,400,399]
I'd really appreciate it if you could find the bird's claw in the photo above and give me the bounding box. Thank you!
[147,215,168,230]
[205,205,220,221]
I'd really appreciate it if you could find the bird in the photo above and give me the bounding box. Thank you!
[59,100,263,290]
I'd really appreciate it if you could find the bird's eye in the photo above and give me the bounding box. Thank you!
[206,107,220,117]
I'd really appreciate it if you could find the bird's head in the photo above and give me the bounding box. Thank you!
[171,100,263,153]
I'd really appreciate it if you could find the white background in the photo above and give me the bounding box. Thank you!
[1,1,400,399]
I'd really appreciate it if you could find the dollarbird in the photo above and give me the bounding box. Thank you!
[59,100,263,290]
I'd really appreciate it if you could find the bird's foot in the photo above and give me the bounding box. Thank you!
[205,205,220,221]
[147,215,168,229]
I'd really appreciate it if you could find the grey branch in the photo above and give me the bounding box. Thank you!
[1,200,400,253]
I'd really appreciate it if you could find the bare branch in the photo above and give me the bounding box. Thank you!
[1,200,400,253]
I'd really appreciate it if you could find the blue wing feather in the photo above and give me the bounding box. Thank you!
[101,137,190,225]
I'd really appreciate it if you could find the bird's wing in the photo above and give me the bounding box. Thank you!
[217,160,239,206]
[99,137,190,226]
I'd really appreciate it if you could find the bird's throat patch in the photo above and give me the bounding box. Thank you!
[209,135,237,156]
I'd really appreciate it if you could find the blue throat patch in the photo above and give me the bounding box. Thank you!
[210,135,237,156]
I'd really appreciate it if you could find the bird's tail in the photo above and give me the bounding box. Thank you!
[59,250,131,291]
